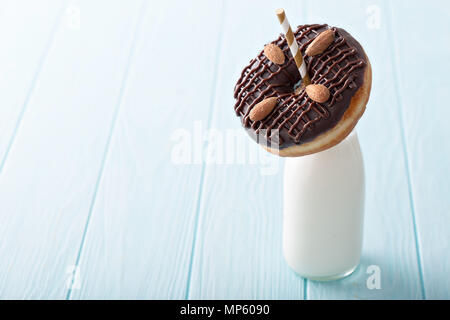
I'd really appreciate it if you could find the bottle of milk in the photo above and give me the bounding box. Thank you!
[283,131,365,280]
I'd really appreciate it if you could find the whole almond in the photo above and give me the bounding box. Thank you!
[305,29,335,56]
[249,97,278,121]
[305,84,330,103]
[263,44,285,65]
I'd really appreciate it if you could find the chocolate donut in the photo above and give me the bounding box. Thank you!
[233,24,372,157]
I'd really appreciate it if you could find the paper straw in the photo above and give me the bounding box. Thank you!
[276,8,310,86]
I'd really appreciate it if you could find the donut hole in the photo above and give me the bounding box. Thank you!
[233,25,367,150]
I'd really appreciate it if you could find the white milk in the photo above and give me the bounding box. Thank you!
[283,131,365,280]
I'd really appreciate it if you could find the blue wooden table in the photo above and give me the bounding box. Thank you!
[0,0,449,300]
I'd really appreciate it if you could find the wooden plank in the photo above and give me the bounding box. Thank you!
[187,0,307,299]
[0,0,63,169]
[303,0,423,299]
[0,0,143,299]
[388,0,450,300]
[69,0,224,299]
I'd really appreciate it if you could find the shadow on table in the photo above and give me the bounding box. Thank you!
[306,255,424,300]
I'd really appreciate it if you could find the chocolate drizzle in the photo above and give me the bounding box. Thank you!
[233,24,367,149]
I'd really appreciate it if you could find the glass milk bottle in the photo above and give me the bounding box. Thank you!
[283,131,365,280]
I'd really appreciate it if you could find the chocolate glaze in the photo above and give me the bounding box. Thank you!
[233,24,367,149]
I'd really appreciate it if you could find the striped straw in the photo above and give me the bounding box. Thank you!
[276,8,310,86]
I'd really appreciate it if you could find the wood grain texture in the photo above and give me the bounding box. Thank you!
[0,0,143,299]
[388,0,450,299]
[69,0,224,299]
[0,0,448,300]
[0,0,63,171]
[303,0,423,300]
[187,0,306,299]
